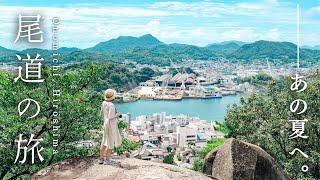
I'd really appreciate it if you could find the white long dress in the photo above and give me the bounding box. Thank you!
[101,101,122,149]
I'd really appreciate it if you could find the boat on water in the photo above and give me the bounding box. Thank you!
[154,93,183,100]
[153,96,182,101]
[221,90,237,96]
[202,93,222,99]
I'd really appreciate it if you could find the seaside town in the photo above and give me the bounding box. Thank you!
[116,59,314,102]
[0,0,319,178]
[69,59,317,169]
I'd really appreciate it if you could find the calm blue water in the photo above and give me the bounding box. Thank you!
[116,94,242,122]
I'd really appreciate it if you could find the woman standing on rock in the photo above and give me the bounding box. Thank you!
[99,89,122,165]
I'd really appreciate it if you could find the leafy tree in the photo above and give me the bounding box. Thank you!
[192,159,204,172]
[192,138,226,172]
[0,62,152,179]
[118,120,128,132]
[140,67,155,77]
[256,72,272,81]
[134,67,156,83]
[0,64,103,179]
[214,122,230,135]
[242,72,272,85]
[114,138,141,156]
[225,70,320,179]
[198,138,226,159]
[163,153,175,165]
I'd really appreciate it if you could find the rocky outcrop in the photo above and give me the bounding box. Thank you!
[203,138,291,180]
[32,156,212,180]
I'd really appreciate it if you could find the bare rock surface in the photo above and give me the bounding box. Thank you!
[203,138,291,180]
[33,156,212,180]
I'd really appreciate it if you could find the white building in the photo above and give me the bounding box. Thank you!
[177,126,197,148]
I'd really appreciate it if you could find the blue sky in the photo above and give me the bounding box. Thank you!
[0,0,319,49]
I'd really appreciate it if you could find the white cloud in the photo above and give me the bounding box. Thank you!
[301,32,320,46]
[147,19,160,27]
[0,1,318,49]
[220,28,259,42]
[306,6,320,17]
[152,1,278,17]
[264,0,278,5]
[264,28,281,41]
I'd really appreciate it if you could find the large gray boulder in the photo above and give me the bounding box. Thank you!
[203,138,291,180]
[32,156,212,180]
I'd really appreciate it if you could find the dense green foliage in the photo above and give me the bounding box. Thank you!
[65,62,156,92]
[242,72,273,85]
[134,67,160,83]
[0,62,153,179]
[118,120,128,132]
[198,138,226,159]
[0,64,101,179]
[114,138,141,156]
[192,159,204,172]
[214,122,230,135]
[192,138,226,172]
[163,153,175,165]
[225,70,320,179]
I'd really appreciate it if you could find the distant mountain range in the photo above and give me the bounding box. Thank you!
[230,41,320,61]
[87,34,163,53]
[206,42,243,56]
[0,34,319,66]
[302,45,320,50]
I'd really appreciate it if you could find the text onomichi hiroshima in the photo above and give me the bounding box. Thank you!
[13,14,62,164]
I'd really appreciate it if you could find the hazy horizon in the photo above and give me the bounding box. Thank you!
[2,33,320,51]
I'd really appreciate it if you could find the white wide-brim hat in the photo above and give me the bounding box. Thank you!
[104,89,116,101]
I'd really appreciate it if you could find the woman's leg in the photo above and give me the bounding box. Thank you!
[100,145,106,159]
[106,148,111,160]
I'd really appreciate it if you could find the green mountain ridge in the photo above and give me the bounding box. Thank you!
[86,34,164,53]
[206,42,241,56]
[0,46,18,60]
[229,40,320,65]
[207,40,247,46]
[302,45,320,50]
[0,35,319,66]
